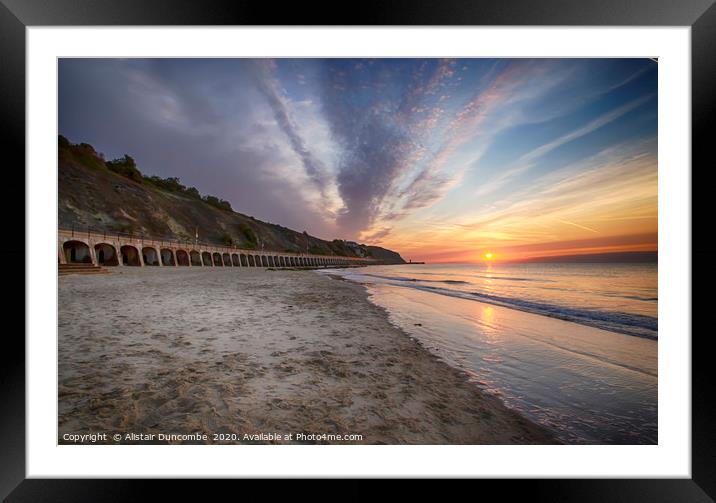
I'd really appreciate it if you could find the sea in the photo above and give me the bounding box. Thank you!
[319,262,658,444]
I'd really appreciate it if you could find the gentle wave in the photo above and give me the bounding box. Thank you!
[363,272,534,284]
[431,286,657,340]
[602,293,658,302]
[344,271,657,340]
[458,287,658,340]
[362,273,471,285]
[405,270,555,282]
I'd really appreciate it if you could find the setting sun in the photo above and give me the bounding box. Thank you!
[484,252,494,261]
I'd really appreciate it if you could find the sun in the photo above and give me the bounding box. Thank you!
[484,252,494,261]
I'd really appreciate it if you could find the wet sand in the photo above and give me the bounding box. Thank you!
[58,267,556,444]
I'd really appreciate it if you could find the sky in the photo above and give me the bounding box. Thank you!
[59,58,657,263]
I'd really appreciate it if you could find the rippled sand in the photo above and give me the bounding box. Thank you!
[58,267,555,444]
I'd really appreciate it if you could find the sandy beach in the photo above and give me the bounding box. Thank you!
[58,267,556,444]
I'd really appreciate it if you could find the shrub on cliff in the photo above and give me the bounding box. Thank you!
[59,135,106,171]
[220,232,233,246]
[329,239,354,257]
[143,175,187,193]
[185,186,201,199]
[203,195,233,212]
[106,155,143,183]
[238,224,257,246]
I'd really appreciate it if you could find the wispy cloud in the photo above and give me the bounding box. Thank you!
[475,93,655,199]
[252,60,332,202]
[520,93,654,164]
[59,58,657,258]
[370,60,576,232]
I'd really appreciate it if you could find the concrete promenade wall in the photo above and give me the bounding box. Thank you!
[58,229,377,268]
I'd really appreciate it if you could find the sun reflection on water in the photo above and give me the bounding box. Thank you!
[477,305,500,342]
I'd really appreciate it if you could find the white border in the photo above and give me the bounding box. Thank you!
[27,27,690,478]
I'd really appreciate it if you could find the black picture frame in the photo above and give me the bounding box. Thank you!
[2,0,713,499]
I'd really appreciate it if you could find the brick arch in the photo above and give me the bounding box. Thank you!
[94,242,118,266]
[201,251,212,266]
[120,245,141,266]
[63,240,92,264]
[176,249,190,266]
[161,248,175,266]
[142,247,160,266]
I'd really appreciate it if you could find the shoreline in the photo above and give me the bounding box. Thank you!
[331,266,657,444]
[58,268,557,444]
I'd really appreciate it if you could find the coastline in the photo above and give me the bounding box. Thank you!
[58,267,557,445]
[330,265,657,444]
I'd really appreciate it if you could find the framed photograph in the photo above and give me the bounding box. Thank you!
[3,0,713,498]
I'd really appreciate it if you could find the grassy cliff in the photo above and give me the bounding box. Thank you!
[58,136,406,262]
